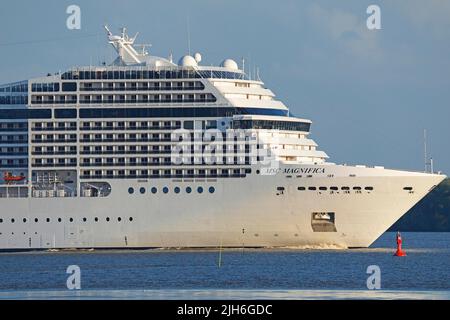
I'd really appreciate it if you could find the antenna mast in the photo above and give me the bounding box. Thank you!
[187,16,191,55]
[424,129,434,173]
[424,129,427,172]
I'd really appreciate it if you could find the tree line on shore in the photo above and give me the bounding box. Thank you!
[390,178,450,232]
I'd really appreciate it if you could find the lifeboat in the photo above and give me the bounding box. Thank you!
[3,172,25,183]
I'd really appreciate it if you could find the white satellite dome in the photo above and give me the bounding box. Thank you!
[194,52,202,63]
[178,55,198,67]
[220,59,238,70]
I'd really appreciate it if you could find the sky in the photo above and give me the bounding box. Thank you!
[0,0,449,174]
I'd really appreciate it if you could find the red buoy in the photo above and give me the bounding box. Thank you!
[394,232,407,256]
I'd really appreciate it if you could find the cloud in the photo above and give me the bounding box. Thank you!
[307,3,383,61]
[394,0,450,38]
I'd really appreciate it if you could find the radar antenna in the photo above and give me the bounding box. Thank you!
[104,25,151,65]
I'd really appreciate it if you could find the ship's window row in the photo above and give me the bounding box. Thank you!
[296,186,374,191]
[80,120,182,131]
[78,145,250,156]
[0,122,28,132]
[0,95,28,105]
[79,81,205,91]
[0,159,28,168]
[32,158,77,167]
[30,95,77,105]
[233,119,311,132]
[32,146,76,155]
[32,81,206,92]
[0,216,134,224]
[79,132,172,142]
[77,134,252,145]
[0,82,28,93]
[81,152,251,165]
[32,134,77,143]
[0,134,27,143]
[77,93,217,104]
[32,155,252,166]
[0,146,28,156]
[128,186,216,195]
[0,107,288,120]
[30,93,216,105]
[80,168,250,179]
[32,121,77,131]
[19,107,285,119]
[78,134,250,144]
[60,69,246,81]
[31,83,60,92]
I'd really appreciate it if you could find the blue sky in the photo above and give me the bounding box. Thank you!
[0,0,449,174]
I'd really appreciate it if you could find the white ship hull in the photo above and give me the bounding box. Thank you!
[0,27,446,251]
[0,164,445,250]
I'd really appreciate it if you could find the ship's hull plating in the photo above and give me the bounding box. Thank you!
[0,164,445,250]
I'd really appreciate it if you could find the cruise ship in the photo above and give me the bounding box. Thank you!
[0,27,445,250]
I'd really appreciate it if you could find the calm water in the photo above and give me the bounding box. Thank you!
[0,232,449,299]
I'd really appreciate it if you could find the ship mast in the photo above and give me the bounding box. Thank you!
[104,25,151,65]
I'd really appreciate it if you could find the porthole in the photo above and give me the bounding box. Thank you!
[128,187,134,194]
[256,170,260,175]
[129,217,133,222]
[308,187,316,191]
[94,217,99,222]
[83,217,87,222]
[118,217,122,222]
[174,187,180,194]
[34,218,38,223]
[163,187,169,194]
[0,219,3,223]
[11,218,15,223]
[106,217,110,222]
[151,187,157,194]
[298,187,306,191]
[186,187,192,193]
[69,218,73,222]
[23,218,27,223]
[197,186,203,193]
[58,218,62,222]
[46,218,50,222]
[140,187,146,194]
[209,186,215,193]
